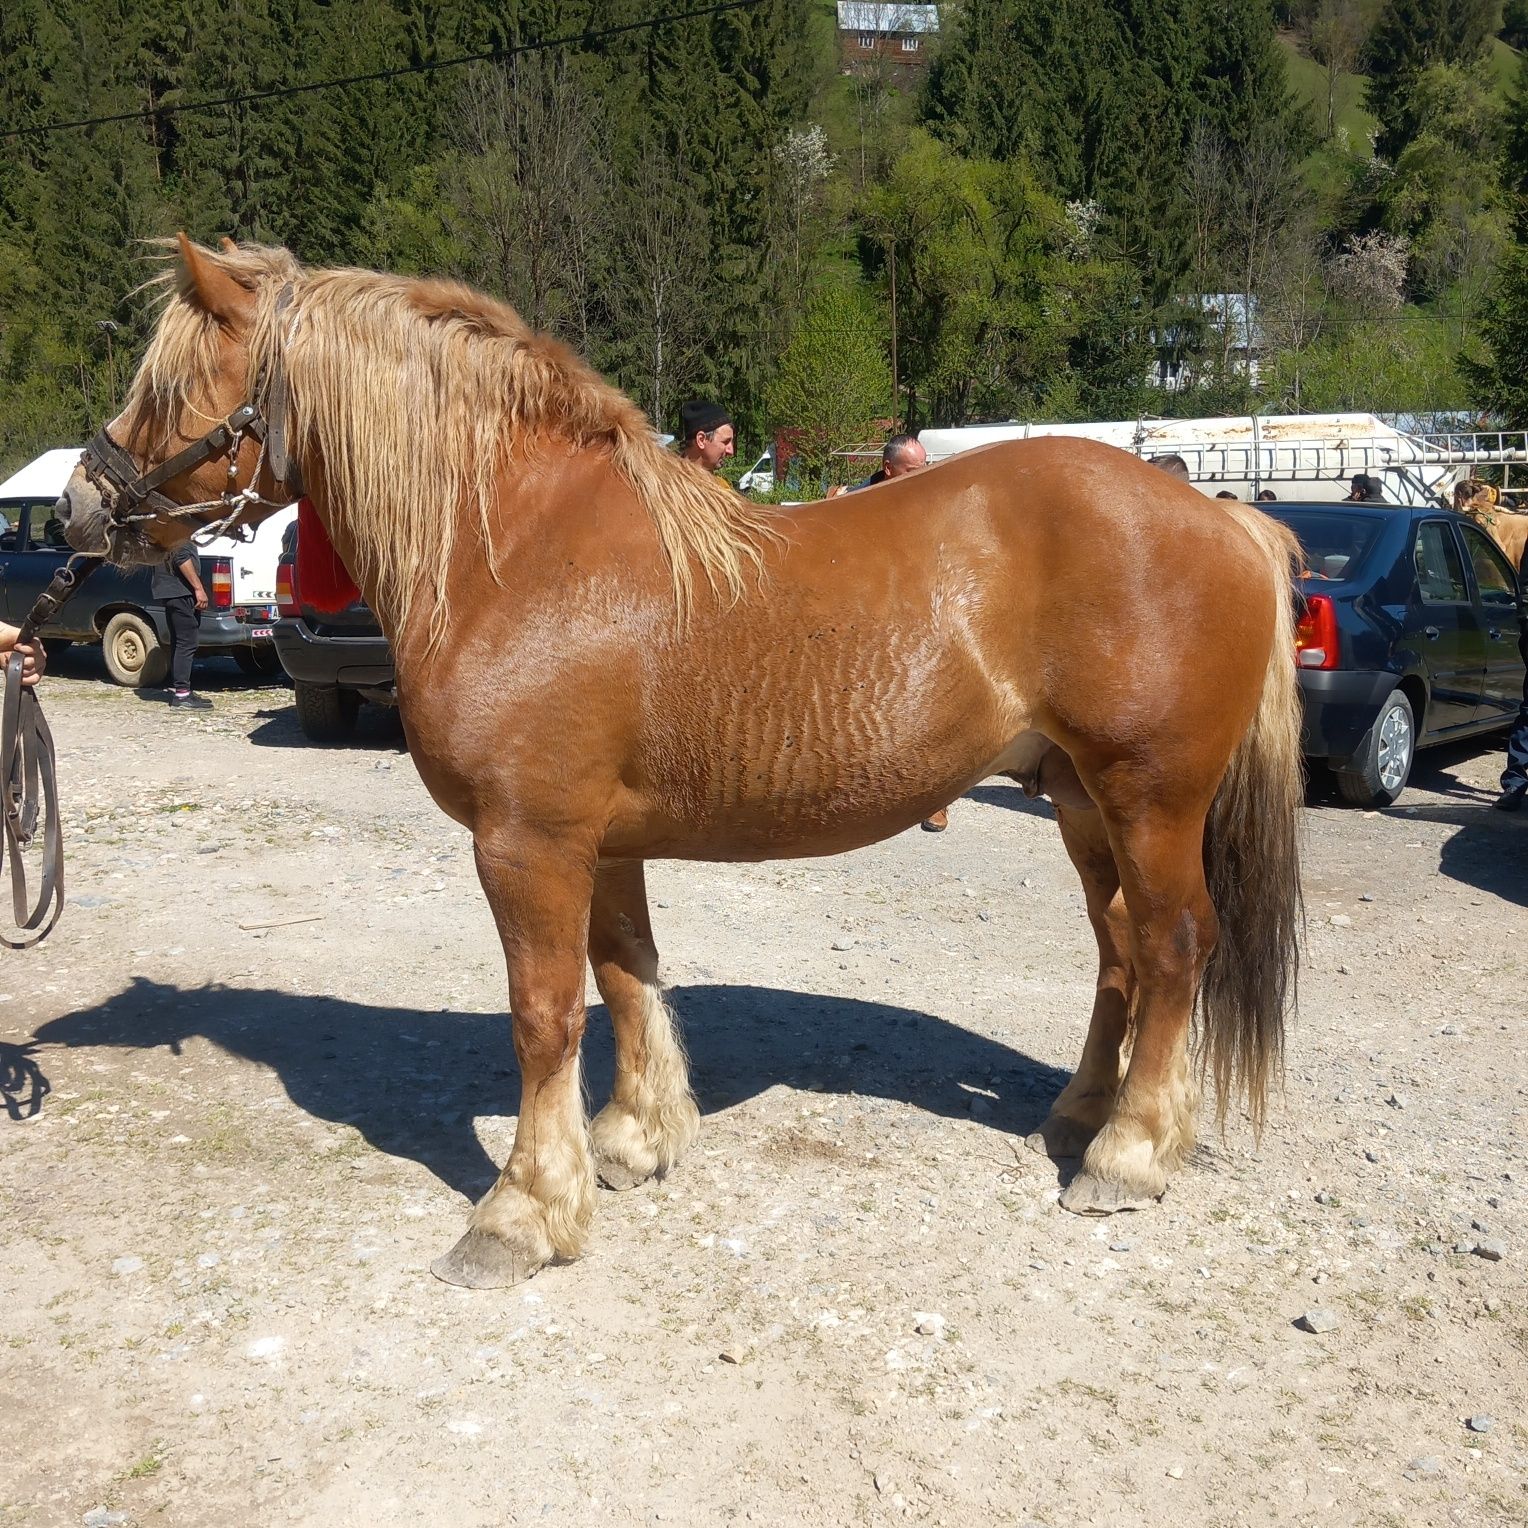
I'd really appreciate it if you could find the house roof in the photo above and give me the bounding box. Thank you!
[836,3,940,35]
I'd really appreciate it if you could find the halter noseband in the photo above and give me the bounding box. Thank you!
[79,287,304,544]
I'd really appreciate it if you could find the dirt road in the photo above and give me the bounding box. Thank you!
[3,652,1525,1527]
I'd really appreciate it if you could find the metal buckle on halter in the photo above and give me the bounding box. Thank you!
[84,402,270,530]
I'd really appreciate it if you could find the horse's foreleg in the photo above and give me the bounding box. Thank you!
[1028,804,1134,1160]
[1060,809,1214,1216]
[588,859,700,1191]
[431,837,597,1288]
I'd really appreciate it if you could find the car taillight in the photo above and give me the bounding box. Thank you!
[276,559,298,617]
[1294,592,1338,670]
[209,557,233,610]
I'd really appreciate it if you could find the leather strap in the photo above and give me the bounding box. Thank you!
[266,287,303,496]
[0,557,102,948]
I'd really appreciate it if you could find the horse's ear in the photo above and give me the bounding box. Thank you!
[176,232,252,326]
[219,236,238,254]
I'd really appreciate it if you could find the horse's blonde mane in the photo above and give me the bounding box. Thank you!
[131,240,777,640]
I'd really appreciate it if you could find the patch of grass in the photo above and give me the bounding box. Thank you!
[1278,35,1377,150]
[123,1442,166,1480]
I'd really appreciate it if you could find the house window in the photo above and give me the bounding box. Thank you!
[900,36,919,51]
[859,33,875,46]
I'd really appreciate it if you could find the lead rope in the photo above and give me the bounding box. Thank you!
[1,555,102,948]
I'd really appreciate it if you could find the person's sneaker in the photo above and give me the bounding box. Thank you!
[1495,783,1527,813]
[169,691,213,710]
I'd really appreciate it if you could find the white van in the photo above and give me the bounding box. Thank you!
[737,448,775,495]
[0,448,297,684]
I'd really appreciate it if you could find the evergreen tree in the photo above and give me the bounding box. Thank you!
[922,0,1301,299]
[1365,0,1496,160]
[765,284,891,480]
[1464,243,1528,426]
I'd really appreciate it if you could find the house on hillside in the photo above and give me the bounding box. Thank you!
[1150,293,1263,391]
[836,3,940,76]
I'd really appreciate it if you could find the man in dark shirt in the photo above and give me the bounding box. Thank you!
[152,544,211,709]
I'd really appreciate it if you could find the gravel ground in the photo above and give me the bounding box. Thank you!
[2,649,1526,1528]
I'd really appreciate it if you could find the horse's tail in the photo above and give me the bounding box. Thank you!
[1198,506,1305,1130]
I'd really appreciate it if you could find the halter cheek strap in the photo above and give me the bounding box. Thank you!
[265,287,304,497]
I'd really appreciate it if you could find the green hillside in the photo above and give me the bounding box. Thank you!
[1277,33,1378,150]
[1277,32,1522,158]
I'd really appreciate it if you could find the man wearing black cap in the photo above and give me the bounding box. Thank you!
[678,401,735,474]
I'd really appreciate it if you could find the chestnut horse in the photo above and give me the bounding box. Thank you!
[58,238,1304,1289]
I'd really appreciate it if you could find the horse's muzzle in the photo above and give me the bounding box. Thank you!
[55,467,154,565]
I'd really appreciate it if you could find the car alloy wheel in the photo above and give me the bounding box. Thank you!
[1376,699,1413,793]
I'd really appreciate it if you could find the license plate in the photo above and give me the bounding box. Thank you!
[251,627,273,639]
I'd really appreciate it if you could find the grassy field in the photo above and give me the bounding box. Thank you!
[1277,33,1378,150]
[1277,32,1522,159]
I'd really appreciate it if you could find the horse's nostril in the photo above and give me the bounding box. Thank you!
[54,491,71,524]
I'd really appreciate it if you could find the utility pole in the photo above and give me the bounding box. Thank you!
[96,320,118,413]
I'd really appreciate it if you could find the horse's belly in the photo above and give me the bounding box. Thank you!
[608,691,1035,860]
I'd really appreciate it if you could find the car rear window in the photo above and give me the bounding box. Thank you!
[1263,509,1385,582]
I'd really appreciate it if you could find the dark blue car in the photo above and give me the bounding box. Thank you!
[1265,501,1524,806]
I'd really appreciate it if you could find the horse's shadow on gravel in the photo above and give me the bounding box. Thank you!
[26,979,1070,1202]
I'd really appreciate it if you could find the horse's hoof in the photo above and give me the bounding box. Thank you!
[596,1155,654,1192]
[921,809,949,832]
[1059,1171,1162,1216]
[1026,1114,1098,1160]
[430,1228,545,1288]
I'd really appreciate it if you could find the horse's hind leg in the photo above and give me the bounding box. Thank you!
[1028,804,1134,1159]
[588,860,700,1190]
[432,836,597,1288]
[1061,807,1213,1215]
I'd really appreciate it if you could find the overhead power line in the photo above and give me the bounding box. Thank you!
[0,0,764,143]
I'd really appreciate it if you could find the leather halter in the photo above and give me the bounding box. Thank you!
[78,285,304,543]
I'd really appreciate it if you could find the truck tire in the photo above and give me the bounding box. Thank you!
[234,647,283,678]
[294,680,361,743]
[102,611,169,688]
[1334,690,1415,807]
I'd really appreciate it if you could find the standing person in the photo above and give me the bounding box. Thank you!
[154,544,211,709]
[0,625,44,686]
[1150,454,1191,482]
[1497,539,1528,812]
[678,401,735,474]
[851,433,927,491]
[1256,489,1278,502]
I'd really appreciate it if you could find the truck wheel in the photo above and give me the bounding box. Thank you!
[102,611,169,688]
[294,680,361,743]
[234,647,283,678]
[1335,690,1415,807]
